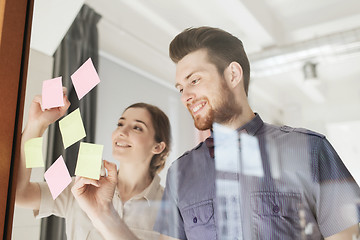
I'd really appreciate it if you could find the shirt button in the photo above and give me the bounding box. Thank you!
[273,205,280,213]
[193,217,197,223]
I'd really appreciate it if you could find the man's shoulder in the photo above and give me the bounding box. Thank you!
[176,141,205,162]
[280,125,325,139]
[168,141,206,169]
[263,122,325,139]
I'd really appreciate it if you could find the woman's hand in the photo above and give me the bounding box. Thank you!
[71,160,118,219]
[27,87,70,132]
[72,160,139,240]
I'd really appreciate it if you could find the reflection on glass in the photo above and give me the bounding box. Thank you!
[213,117,360,239]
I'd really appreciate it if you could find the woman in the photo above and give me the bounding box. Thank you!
[16,89,171,240]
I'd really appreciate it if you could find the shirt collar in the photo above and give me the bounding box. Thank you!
[236,113,263,136]
[209,113,263,137]
[131,174,161,206]
[114,174,161,207]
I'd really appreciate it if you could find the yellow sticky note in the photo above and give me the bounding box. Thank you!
[24,137,44,168]
[75,142,104,180]
[59,108,86,149]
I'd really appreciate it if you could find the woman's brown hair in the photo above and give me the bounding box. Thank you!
[125,103,171,178]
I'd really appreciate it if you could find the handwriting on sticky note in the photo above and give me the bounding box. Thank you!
[42,77,64,110]
[71,58,100,100]
[25,137,44,168]
[44,156,72,199]
[59,108,86,149]
[75,142,104,180]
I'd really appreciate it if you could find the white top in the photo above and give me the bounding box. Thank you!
[34,174,164,240]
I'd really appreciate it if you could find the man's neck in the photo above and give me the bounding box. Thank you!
[221,107,255,130]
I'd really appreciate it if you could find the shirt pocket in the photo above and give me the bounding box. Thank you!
[251,192,302,240]
[182,199,217,240]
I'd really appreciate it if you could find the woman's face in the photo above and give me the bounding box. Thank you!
[111,107,158,165]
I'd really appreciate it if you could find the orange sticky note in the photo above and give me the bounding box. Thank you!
[71,58,100,100]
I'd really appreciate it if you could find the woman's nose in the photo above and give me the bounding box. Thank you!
[115,125,129,136]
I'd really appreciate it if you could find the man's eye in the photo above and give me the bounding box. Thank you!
[117,123,123,127]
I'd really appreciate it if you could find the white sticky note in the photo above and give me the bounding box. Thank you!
[240,133,263,177]
[213,123,240,173]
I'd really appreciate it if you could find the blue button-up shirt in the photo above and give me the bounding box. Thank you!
[154,114,360,239]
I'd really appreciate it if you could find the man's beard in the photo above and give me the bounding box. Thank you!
[189,81,242,131]
[188,100,214,130]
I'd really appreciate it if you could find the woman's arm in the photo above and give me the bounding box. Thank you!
[15,92,70,210]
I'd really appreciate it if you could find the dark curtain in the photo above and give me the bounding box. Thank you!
[40,4,101,240]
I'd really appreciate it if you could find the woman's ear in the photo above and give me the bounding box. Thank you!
[226,61,243,89]
[152,142,166,154]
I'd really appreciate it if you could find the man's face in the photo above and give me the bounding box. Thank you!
[175,49,240,130]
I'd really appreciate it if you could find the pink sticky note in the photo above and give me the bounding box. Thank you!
[71,58,100,100]
[42,77,64,110]
[44,156,72,199]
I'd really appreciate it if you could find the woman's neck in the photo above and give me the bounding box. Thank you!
[116,162,153,203]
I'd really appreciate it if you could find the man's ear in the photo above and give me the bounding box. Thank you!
[226,62,243,89]
[152,142,166,154]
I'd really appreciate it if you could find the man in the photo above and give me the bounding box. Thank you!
[154,27,360,239]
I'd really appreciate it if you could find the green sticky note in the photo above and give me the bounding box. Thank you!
[25,137,44,168]
[59,108,86,149]
[75,142,104,180]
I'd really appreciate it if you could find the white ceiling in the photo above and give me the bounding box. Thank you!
[30,0,360,132]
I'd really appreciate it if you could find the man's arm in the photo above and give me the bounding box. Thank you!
[325,224,359,240]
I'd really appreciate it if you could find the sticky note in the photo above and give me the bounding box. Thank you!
[24,137,44,168]
[59,108,86,149]
[75,142,104,180]
[240,133,264,177]
[213,123,240,173]
[71,58,100,100]
[41,77,64,110]
[44,156,72,199]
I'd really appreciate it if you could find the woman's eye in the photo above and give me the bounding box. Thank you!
[179,88,183,94]
[134,126,143,131]
[117,123,123,127]
[191,78,200,85]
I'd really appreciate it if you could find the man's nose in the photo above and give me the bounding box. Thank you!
[181,88,195,104]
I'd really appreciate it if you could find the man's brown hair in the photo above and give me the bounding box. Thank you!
[170,26,251,95]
